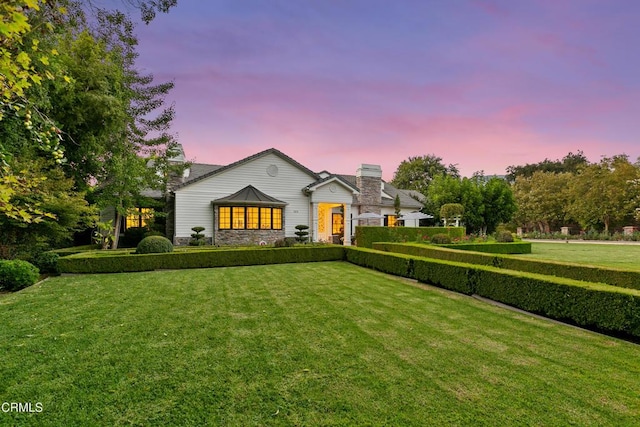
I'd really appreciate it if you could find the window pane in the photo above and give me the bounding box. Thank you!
[260,208,272,229]
[219,207,231,229]
[140,208,154,228]
[232,207,245,229]
[272,208,282,230]
[247,207,259,229]
[332,213,343,234]
[387,215,397,227]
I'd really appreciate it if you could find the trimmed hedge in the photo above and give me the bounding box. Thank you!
[438,242,532,254]
[59,246,346,274]
[372,242,640,291]
[355,226,465,248]
[344,247,414,278]
[345,247,640,338]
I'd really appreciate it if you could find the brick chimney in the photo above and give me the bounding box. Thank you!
[356,164,382,225]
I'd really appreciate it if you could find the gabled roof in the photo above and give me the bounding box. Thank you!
[212,185,287,206]
[174,148,319,191]
[304,174,359,194]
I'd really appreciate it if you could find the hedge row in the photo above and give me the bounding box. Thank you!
[59,246,346,274]
[355,226,465,248]
[345,247,640,338]
[372,242,640,291]
[439,242,532,254]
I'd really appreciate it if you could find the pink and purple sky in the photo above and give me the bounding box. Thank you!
[133,0,640,180]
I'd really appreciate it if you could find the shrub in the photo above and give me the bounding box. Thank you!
[496,230,514,243]
[189,226,206,246]
[274,238,296,248]
[430,233,452,244]
[136,236,174,254]
[355,226,465,248]
[295,225,310,243]
[33,251,60,275]
[58,246,346,274]
[120,227,149,248]
[0,260,40,291]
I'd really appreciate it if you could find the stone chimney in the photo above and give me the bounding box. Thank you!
[356,164,382,225]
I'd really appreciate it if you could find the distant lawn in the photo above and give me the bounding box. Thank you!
[517,242,640,271]
[1,262,640,425]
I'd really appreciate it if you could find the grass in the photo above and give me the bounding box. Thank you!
[516,242,640,271]
[1,262,640,425]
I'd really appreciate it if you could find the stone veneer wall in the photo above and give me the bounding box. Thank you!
[214,229,284,246]
[356,165,382,226]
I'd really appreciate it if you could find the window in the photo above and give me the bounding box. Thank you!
[385,215,397,227]
[232,207,245,229]
[218,206,283,230]
[332,213,343,234]
[246,207,259,229]
[219,207,231,229]
[126,208,153,229]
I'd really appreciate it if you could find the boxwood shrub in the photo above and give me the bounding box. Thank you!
[0,260,40,291]
[438,242,532,254]
[136,236,174,254]
[372,242,640,290]
[355,226,465,248]
[345,247,640,339]
[59,246,346,274]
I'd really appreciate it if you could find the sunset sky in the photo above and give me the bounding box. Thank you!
[132,0,640,180]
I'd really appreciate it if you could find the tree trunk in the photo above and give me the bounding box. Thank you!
[111,211,122,249]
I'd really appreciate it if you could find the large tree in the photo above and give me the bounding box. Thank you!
[390,155,459,196]
[505,151,589,182]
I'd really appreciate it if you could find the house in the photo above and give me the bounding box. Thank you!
[121,146,425,246]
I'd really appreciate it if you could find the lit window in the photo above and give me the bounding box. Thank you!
[272,208,282,230]
[260,207,272,229]
[219,207,231,229]
[247,207,259,229]
[386,215,397,227]
[332,213,343,234]
[126,208,153,229]
[218,206,283,230]
[232,207,245,229]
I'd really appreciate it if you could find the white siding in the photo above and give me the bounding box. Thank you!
[174,153,316,239]
[310,181,354,204]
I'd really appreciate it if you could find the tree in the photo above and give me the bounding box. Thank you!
[479,176,516,234]
[440,203,464,226]
[512,171,573,233]
[505,151,589,182]
[567,156,639,232]
[390,155,459,196]
[393,194,401,217]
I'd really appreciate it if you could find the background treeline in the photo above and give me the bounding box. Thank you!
[391,151,640,235]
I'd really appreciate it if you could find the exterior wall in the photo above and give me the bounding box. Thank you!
[215,229,284,246]
[174,153,314,243]
[356,164,382,226]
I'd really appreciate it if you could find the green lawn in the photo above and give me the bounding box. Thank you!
[518,242,640,270]
[1,262,639,425]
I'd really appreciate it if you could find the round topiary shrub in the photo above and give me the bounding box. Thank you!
[0,260,40,291]
[496,230,514,242]
[431,233,452,244]
[135,236,174,254]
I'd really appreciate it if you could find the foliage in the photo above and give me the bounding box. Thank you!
[506,151,589,182]
[274,238,295,248]
[58,246,346,273]
[189,226,206,246]
[294,224,309,243]
[430,233,452,244]
[32,251,59,274]
[0,259,39,291]
[393,194,401,217]
[120,226,150,248]
[345,246,640,338]
[93,220,115,249]
[389,154,459,195]
[135,235,173,254]
[355,226,465,248]
[372,242,640,290]
[495,230,514,243]
[439,203,464,226]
